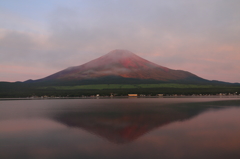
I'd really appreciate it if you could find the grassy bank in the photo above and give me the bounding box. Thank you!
[39,83,236,90]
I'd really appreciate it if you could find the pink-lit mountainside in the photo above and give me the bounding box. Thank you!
[40,50,206,83]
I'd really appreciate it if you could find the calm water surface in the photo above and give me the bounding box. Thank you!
[1,98,240,159]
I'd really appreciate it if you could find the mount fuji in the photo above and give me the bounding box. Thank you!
[38,49,207,84]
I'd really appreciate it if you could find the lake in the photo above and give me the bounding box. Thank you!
[1,98,240,159]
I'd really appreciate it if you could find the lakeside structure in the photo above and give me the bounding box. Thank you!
[128,94,138,97]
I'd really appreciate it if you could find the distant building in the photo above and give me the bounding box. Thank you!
[157,94,163,96]
[128,94,138,97]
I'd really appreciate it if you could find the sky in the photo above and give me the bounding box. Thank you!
[0,0,240,83]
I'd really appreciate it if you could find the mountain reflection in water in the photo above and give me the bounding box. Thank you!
[54,99,240,144]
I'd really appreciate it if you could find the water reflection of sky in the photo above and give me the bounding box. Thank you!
[1,98,240,159]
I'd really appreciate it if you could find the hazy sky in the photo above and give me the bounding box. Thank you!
[0,0,240,82]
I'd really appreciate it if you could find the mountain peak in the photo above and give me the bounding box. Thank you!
[42,49,202,82]
[103,49,137,60]
[107,49,135,55]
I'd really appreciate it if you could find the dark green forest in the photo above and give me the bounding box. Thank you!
[1,78,239,98]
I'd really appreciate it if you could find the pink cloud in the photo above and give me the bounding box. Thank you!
[0,64,57,82]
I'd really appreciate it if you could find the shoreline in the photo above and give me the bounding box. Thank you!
[1,95,240,101]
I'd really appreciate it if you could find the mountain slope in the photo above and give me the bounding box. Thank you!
[40,49,205,82]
